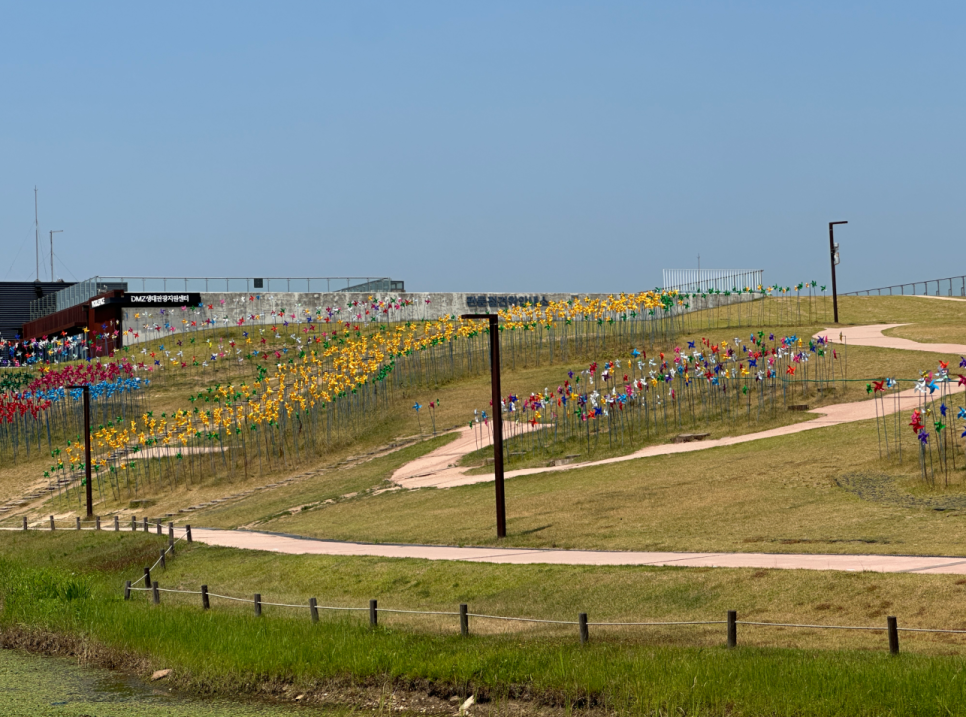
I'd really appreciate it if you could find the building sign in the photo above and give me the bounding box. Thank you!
[122,293,202,307]
[466,295,549,308]
[90,297,108,308]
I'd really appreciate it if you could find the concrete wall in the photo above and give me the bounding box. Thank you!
[119,290,757,346]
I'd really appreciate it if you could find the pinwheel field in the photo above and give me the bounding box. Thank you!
[7,292,966,716]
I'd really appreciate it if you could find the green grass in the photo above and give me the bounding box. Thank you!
[7,533,966,715]
[195,432,458,529]
[258,413,966,556]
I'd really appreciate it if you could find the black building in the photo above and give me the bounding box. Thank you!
[0,281,75,340]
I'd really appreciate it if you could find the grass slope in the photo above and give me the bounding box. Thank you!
[6,533,966,715]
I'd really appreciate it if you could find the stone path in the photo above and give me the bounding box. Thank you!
[189,528,966,574]
[391,324,966,490]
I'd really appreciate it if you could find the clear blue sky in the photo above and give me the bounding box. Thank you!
[2,2,963,293]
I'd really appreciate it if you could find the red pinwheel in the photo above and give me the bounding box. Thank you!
[909,409,924,434]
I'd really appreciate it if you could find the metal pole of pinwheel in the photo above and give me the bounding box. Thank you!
[829,221,847,323]
[67,384,93,518]
[460,312,506,538]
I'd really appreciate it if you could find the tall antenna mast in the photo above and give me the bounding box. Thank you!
[34,186,39,282]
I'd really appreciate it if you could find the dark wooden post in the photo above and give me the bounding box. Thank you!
[22,516,27,531]
[65,384,93,517]
[888,616,899,655]
[131,515,137,531]
[369,599,378,628]
[152,582,160,604]
[142,517,148,533]
[460,604,469,637]
[254,594,262,617]
[727,610,737,648]
[168,522,174,541]
[460,313,506,537]
[579,613,589,645]
[96,516,101,530]
[156,521,162,536]
[75,516,81,530]
[114,515,119,531]
[143,567,151,588]
[159,549,166,569]
[201,585,210,610]
[309,597,319,623]
[50,515,54,530]
[186,525,192,543]
[124,580,131,600]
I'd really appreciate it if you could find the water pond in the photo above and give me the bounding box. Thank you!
[0,648,341,716]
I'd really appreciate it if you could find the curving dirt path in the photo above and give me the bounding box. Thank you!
[187,528,966,574]
[390,324,966,490]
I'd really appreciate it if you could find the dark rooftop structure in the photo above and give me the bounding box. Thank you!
[0,281,76,340]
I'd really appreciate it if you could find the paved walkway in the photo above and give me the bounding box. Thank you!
[830,322,966,356]
[391,324,966,489]
[190,528,966,574]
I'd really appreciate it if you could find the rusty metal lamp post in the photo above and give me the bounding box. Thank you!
[67,385,93,518]
[460,313,506,538]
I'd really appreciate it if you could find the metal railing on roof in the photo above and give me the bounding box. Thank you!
[841,275,966,298]
[662,269,764,294]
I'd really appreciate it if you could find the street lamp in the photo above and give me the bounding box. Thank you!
[67,385,93,518]
[460,312,506,538]
[50,230,62,281]
[829,221,847,323]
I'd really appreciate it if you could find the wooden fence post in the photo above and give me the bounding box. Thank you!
[727,610,737,648]
[579,613,589,645]
[186,525,193,543]
[22,517,27,531]
[114,515,119,531]
[159,549,166,570]
[131,515,137,531]
[96,516,101,530]
[124,580,131,600]
[144,567,151,588]
[75,517,81,531]
[888,616,899,655]
[460,603,469,637]
[156,521,162,536]
[309,597,319,623]
[254,594,262,617]
[152,582,160,605]
[201,585,210,610]
[142,517,148,533]
[370,599,378,628]
[50,515,54,531]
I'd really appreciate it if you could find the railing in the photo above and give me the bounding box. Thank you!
[95,276,403,294]
[662,269,764,295]
[842,275,966,298]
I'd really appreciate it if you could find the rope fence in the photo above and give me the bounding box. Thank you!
[120,571,966,655]
[11,517,966,654]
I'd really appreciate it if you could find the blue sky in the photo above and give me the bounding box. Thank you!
[2,2,963,292]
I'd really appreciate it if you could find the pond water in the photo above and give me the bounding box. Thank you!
[0,648,339,716]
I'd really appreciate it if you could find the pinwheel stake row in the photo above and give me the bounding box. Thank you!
[467,333,841,461]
